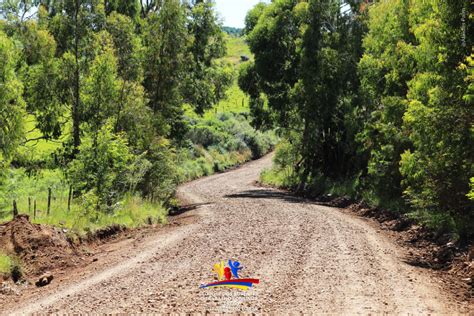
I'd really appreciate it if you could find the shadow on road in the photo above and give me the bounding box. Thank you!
[170,202,213,216]
[225,189,314,205]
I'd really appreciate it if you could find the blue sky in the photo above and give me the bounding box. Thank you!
[214,0,268,28]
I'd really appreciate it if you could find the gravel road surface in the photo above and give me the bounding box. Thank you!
[4,154,461,314]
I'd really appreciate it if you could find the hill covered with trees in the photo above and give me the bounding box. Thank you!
[222,26,243,37]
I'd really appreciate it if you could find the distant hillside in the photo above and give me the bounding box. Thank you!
[222,26,243,37]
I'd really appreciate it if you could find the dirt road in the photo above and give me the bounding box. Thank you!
[3,154,463,314]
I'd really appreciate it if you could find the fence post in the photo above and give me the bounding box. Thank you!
[34,199,37,219]
[28,197,31,213]
[13,200,18,218]
[47,188,52,216]
[67,185,73,212]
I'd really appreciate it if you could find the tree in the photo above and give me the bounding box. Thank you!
[243,0,305,128]
[143,0,189,139]
[68,122,133,211]
[0,31,26,178]
[399,0,473,233]
[20,21,65,141]
[105,12,144,136]
[82,31,119,133]
[46,0,107,153]
[140,0,160,18]
[242,0,365,188]
[104,0,140,20]
[357,0,415,201]
[183,0,231,114]
[243,2,267,36]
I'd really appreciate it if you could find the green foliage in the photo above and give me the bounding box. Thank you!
[68,123,133,211]
[244,0,473,237]
[243,0,305,128]
[143,0,188,138]
[178,112,277,182]
[0,253,12,275]
[397,1,473,236]
[140,138,178,203]
[183,0,232,115]
[0,168,66,218]
[24,58,64,140]
[0,167,167,234]
[105,0,140,20]
[243,2,267,36]
[82,33,119,132]
[0,30,26,179]
[105,12,142,82]
[0,252,20,280]
[243,0,366,181]
[260,139,300,189]
[43,194,167,234]
[0,0,274,235]
[468,178,474,201]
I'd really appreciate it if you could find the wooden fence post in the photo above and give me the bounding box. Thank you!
[67,185,73,212]
[47,188,52,216]
[28,197,31,213]
[13,200,18,218]
[34,199,37,219]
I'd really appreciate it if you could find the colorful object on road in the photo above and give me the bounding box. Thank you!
[200,260,259,290]
[228,259,243,278]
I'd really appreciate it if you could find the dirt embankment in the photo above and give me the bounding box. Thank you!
[0,215,128,285]
[0,215,81,281]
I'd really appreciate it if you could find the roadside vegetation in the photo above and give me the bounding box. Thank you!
[0,1,276,235]
[0,253,12,276]
[243,0,473,240]
[0,252,21,281]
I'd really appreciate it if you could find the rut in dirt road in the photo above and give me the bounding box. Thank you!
[4,154,462,314]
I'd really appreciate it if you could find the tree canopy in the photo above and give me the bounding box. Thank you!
[242,0,473,237]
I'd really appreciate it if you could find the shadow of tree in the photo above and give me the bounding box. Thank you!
[225,189,316,205]
[170,202,213,216]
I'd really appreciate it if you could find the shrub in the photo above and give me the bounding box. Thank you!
[177,112,277,182]
[139,138,178,204]
[68,123,133,212]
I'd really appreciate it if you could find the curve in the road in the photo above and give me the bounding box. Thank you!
[4,154,461,314]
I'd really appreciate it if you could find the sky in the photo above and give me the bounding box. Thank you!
[214,0,268,28]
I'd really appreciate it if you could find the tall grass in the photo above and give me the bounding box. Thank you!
[35,195,167,234]
[0,169,167,235]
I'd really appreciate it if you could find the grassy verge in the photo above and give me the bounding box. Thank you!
[0,253,12,276]
[0,175,168,235]
[35,195,168,234]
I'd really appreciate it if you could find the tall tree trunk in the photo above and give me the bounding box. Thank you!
[72,0,81,154]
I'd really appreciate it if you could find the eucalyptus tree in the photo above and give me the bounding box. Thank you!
[143,0,189,138]
[183,0,232,115]
[0,31,25,178]
[44,0,107,153]
[399,0,473,232]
